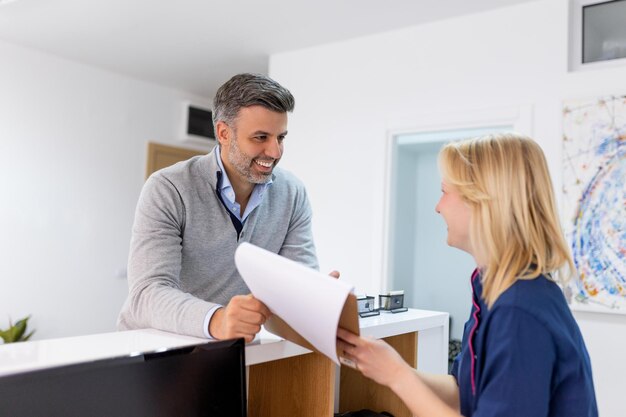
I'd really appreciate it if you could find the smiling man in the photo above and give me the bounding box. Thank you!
[117,74,320,342]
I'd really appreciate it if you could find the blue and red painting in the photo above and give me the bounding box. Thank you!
[563,95,626,313]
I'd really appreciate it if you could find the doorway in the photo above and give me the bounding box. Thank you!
[387,125,513,344]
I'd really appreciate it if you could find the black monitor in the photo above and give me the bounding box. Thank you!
[0,338,247,417]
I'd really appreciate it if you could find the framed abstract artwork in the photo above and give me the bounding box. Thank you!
[562,95,626,313]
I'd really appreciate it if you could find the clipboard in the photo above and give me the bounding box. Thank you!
[234,243,359,365]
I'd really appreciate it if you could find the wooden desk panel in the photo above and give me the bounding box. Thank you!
[339,332,418,417]
[248,352,335,417]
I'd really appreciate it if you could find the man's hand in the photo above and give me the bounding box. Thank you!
[329,270,340,279]
[209,294,271,343]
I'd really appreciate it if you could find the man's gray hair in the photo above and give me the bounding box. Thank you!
[212,73,295,131]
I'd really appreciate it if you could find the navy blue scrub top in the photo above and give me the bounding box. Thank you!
[451,269,598,417]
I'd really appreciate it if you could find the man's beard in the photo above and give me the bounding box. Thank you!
[227,136,275,184]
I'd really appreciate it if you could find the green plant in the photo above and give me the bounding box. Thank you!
[0,315,35,343]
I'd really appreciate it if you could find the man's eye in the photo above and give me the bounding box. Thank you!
[278,136,286,142]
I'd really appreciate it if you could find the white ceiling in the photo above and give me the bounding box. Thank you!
[0,0,536,98]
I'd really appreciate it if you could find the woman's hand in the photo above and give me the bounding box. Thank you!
[336,327,411,388]
[338,328,461,417]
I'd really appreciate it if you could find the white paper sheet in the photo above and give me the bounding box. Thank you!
[234,242,354,364]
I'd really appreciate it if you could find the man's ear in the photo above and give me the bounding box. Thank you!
[215,121,230,146]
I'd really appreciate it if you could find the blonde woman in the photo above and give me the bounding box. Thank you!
[337,133,598,417]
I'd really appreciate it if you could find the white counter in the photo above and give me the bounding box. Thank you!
[0,308,448,377]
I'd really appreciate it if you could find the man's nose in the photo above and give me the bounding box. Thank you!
[265,138,283,159]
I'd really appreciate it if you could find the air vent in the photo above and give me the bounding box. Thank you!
[187,106,215,139]
[181,102,216,147]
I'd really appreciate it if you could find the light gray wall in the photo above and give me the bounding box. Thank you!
[411,145,473,341]
[388,149,418,300]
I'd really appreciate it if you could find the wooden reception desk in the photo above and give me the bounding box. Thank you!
[0,309,448,417]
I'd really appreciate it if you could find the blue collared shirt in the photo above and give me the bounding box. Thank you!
[203,146,274,339]
[214,146,273,222]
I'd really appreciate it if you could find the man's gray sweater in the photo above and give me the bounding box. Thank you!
[117,148,318,338]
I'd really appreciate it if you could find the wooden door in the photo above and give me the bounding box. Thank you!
[145,142,210,179]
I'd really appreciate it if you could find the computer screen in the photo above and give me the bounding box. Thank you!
[0,338,246,417]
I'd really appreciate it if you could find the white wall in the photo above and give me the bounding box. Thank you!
[270,0,626,415]
[0,39,206,340]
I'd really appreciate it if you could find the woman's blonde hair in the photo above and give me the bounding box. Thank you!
[438,132,574,308]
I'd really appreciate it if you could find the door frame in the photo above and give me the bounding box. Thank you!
[379,105,533,291]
